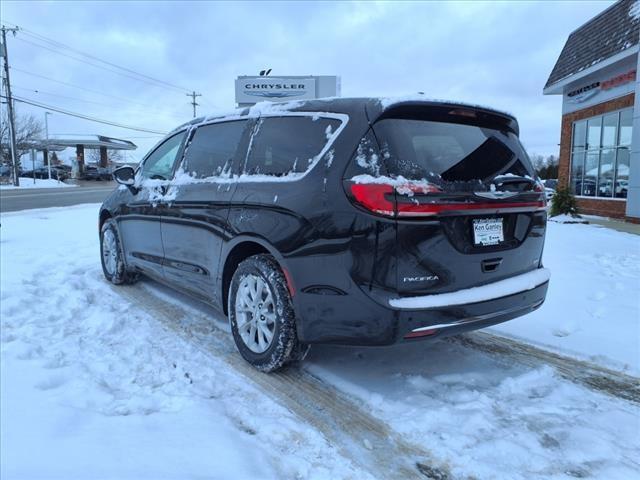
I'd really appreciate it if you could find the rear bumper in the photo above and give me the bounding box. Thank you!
[294,274,548,346]
[397,280,548,342]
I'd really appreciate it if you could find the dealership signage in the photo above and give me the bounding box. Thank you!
[235,77,317,103]
[567,69,636,103]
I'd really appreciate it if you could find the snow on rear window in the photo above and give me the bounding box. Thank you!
[355,135,381,176]
[243,116,340,177]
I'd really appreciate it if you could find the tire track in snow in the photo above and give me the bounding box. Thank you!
[449,332,640,405]
[114,282,453,480]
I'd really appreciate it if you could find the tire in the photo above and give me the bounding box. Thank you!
[228,254,304,372]
[100,218,138,285]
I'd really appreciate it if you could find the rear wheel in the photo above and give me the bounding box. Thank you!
[100,218,138,285]
[228,254,304,372]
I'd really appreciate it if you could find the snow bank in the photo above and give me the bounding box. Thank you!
[0,178,76,189]
[390,268,550,309]
[0,205,373,480]
[548,214,588,224]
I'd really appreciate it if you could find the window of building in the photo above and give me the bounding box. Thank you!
[243,116,340,177]
[570,108,632,199]
[182,120,247,178]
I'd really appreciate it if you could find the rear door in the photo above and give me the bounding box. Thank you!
[159,120,250,307]
[370,109,546,295]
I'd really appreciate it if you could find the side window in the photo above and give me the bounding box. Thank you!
[182,121,247,178]
[244,116,340,176]
[140,131,186,180]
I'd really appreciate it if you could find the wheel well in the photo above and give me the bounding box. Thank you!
[99,210,112,230]
[222,241,269,315]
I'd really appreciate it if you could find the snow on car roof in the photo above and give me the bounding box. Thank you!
[171,96,514,134]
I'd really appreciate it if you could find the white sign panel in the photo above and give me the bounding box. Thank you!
[235,77,316,103]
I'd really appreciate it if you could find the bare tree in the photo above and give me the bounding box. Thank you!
[87,148,123,165]
[527,152,559,179]
[1,112,44,168]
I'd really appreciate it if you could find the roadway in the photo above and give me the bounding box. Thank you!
[0,182,117,213]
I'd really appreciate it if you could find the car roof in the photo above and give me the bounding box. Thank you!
[171,96,519,135]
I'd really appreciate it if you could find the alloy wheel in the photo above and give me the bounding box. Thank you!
[102,229,118,276]
[234,274,276,353]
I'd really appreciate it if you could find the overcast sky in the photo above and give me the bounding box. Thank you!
[3,0,614,162]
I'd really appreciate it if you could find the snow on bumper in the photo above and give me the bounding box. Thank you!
[389,268,551,310]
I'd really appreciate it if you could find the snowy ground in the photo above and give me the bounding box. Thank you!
[0,177,75,189]
[491,220,640,374]
[1,204,639,479]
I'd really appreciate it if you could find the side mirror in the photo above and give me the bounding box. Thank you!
[113,166,137,194]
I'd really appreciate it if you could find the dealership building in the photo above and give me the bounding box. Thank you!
[544,0,640,221]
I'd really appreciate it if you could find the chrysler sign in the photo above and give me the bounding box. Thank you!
[235,77,316,103]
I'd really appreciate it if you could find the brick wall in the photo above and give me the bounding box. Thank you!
[558,93,634,219]
[573,197,627,217]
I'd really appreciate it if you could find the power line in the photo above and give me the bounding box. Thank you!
[11,82,183,116]
[14,36,191,93]
[10,67,169,109]
[20,28,191,93]
[12,85,120,107]
[3,94,168,134]
[4,21,191,93]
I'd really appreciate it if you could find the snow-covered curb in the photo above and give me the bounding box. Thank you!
[548,214,588,224]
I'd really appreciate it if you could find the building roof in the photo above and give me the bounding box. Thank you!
[545,0,640,89]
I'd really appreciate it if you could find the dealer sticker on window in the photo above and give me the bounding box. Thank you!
[472,218,504,246]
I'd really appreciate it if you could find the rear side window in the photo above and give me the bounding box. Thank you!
[373,119,534,183]
[183,121,247,178]
[243,116,340,177]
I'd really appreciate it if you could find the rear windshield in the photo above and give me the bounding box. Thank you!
[373,119,534,185]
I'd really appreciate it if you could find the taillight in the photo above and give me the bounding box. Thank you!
[348,180,545,217]
[349,183,395,216]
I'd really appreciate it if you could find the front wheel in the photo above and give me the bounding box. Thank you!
[228,254,305,372]
[100,218,138,285]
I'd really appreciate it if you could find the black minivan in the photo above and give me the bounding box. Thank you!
[100,97,549,371]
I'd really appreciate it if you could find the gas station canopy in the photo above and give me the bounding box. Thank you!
[44,135,137,150]
[36,135,138,170]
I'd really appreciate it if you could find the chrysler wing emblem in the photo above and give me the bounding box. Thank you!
[244,91,304,98]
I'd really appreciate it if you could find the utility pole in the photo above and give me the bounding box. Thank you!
[187,91,201,118]
[44,111,52,179]
[1,26,20,186]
